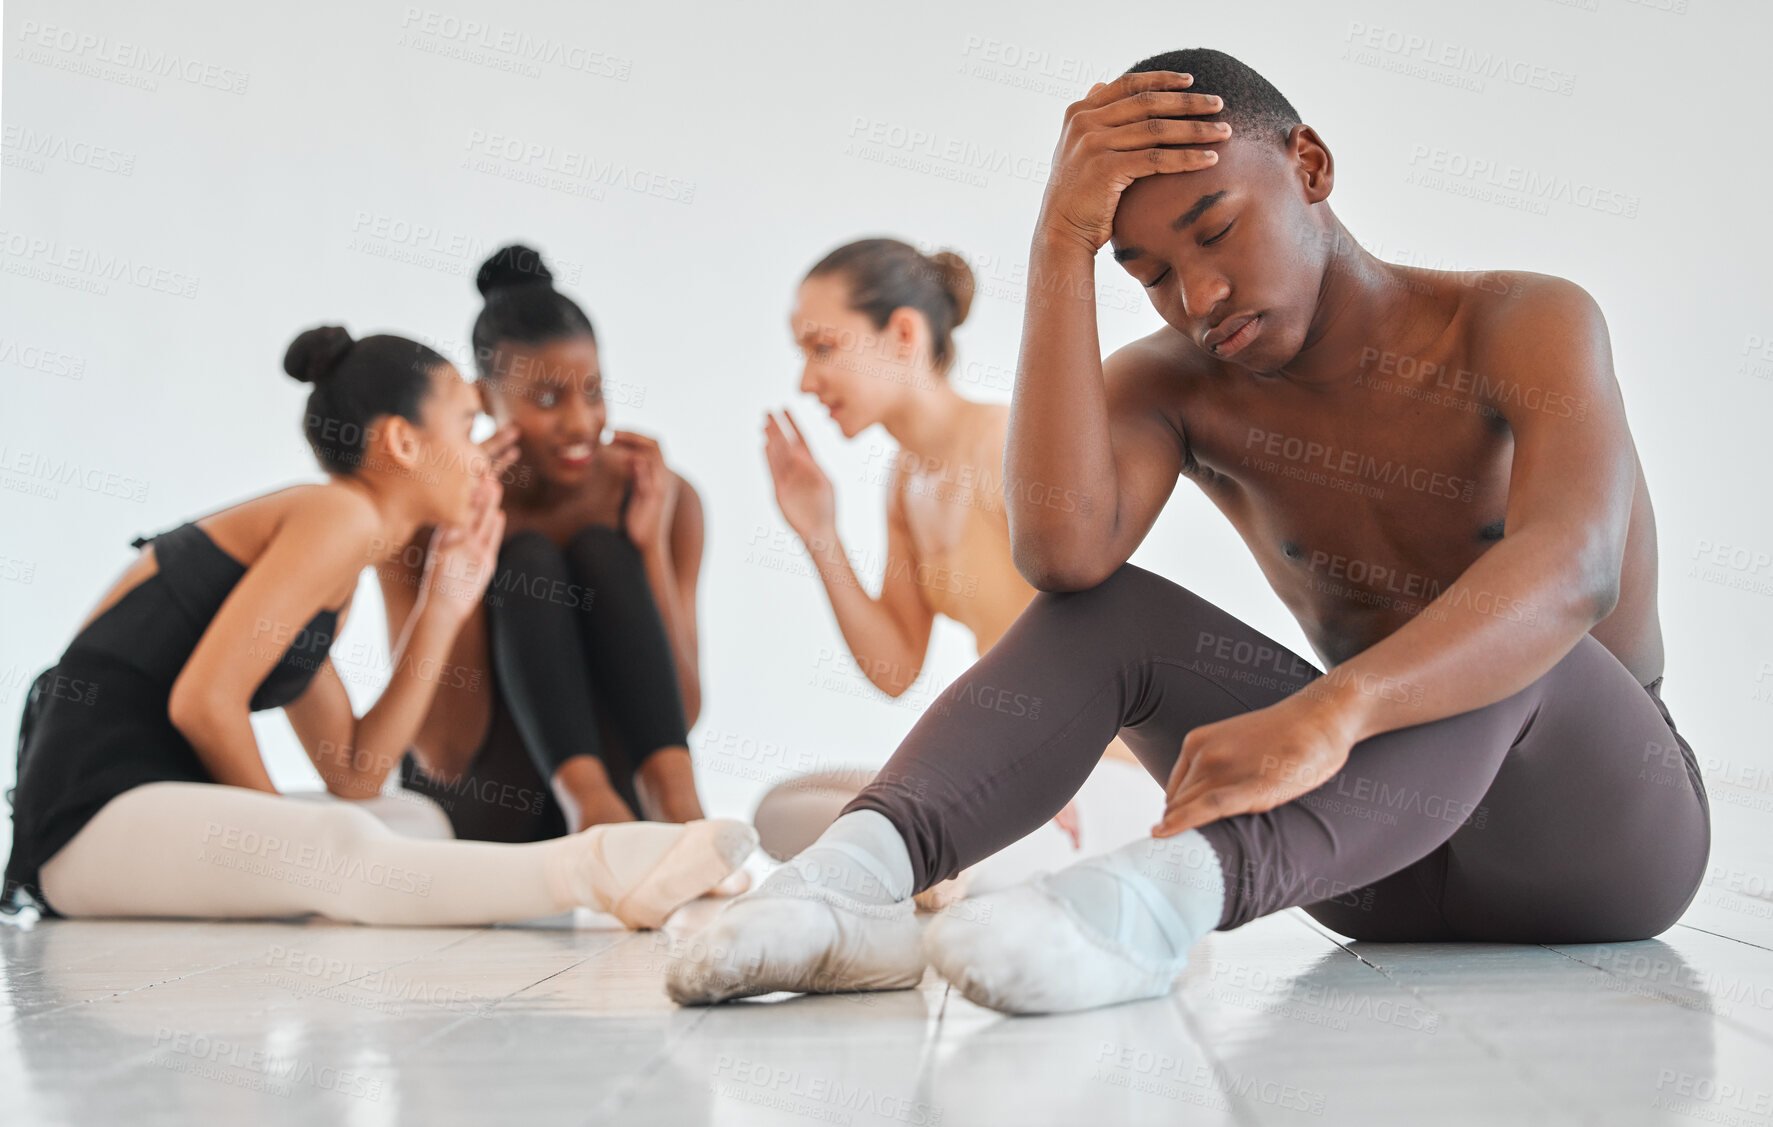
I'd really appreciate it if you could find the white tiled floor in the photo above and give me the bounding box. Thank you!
[4,857,1771,1127]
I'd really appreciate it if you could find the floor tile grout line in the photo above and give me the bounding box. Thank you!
[2,918,320,1028]
[3,948,277,1030]
[2,920,498,1030]
[17,924,571,1089]
[252,925,503,1014]
[388,924,651,1053]
[0,918,215,982]
[1675,921,1773,953]
[1542,941,1773,1049]
[1284,912,1598,1120]
[397,951,601,1056]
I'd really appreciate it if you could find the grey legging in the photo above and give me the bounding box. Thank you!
[843,561,1711,942]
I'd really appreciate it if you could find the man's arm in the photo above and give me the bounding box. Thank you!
[1154,277,1635,836]
[1309,277,1634,743]
[1005,68,1223,591]
[1005,239,1187,591]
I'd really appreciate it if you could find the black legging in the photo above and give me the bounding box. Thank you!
[844,561,1711,943]
[482,525,690,814]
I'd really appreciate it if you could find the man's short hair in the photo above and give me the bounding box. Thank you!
[1123,48,1303,151]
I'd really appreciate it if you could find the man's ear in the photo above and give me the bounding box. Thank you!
[1292,124,1333,204]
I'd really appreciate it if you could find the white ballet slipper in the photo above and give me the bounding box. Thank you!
[921,872,1190,1016]
[666,877,926,1005]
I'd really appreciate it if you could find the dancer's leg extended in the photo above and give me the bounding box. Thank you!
[37,782,755,928]
[673,562,1709,1010]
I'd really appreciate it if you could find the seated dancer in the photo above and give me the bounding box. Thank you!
[1,324,752,928]
[667,48,1709,1014]
[756,236,1161,910]
[387,244,716,843]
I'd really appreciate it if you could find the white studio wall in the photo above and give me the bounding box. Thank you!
[3,0,1768,879]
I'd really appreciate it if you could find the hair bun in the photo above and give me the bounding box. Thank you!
[476,243,555,296]
[283,325,355,384]
[928,249,976,327]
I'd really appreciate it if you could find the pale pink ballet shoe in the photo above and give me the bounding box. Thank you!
[604,819,758,930]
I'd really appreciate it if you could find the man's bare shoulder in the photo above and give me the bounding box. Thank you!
[1449,269,1606,349]
[1102,324,1212,402]
[1462,271,1610,368]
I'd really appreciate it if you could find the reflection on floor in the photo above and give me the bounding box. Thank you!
[3,861,1771,1127]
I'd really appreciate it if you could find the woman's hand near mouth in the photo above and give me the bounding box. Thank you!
[762,407,837,545]
[611,429,679,553]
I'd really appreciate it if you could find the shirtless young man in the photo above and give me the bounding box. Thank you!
[666,47,1709,1015]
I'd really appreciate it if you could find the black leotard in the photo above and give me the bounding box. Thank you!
[3,521,342,915]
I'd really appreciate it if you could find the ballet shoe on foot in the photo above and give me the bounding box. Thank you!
[666,878,926,1005]
[921,877,1186,1016]
[706,869,753,898]
[578,819,758,930]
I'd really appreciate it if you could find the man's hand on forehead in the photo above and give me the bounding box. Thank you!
[1037,70,1233,255]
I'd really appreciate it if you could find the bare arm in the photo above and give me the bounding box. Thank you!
[642,471,704,727]
[286,488,508,798]
[800,457,937,697]
[1006,313,1188,590]
[168,487,383,792]
[866,457,941,694]
[1006,70,1225,589]
[282,597,479,799]
[763,410,935,697]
